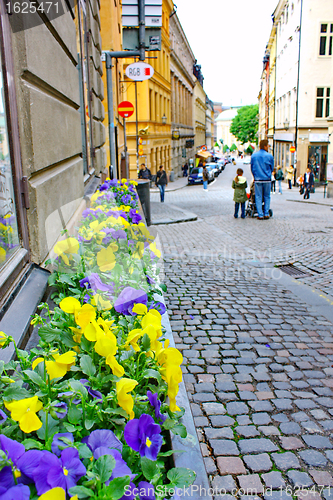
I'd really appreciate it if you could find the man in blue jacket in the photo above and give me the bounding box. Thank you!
[250,139,274,219]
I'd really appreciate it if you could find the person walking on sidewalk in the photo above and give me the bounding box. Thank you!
[155,165,168,202]
[286,165,294,189]
[303,167,314,200]
[202,164,209,191]
[138,163,152,180]
[275,166,284,194]
[250,139,274,219]
[232,168,248,219]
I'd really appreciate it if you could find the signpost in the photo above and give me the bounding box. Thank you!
[122,0,162,51]
[125,62,154,81]
[118,101,135,178]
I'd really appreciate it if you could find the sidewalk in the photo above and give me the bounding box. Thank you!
[151,201,197,225]
[150,175,188,193]
[282,182,333,207]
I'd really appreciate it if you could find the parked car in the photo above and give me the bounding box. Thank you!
[188,167,203,184]
[217,159,226,171]
[206,163,219,177]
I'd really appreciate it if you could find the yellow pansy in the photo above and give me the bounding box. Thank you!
[34,351,76,380]
[53,237,80,265]
[38,488,70,500]
[157,344,183,412]
[124,328,144,352]
[106,355,124,377]
[75,304,96,330]
[94,335,117,358]
[59,297,81,314]
[0,331,8,348]
[97,246,116,272]
[141,310,162,339]
[133,241,145,259]
[91,294,113,311]
[0,246,6,263]
[5,396,43,433]
[69,327,82,344]
[116,378,138,419]
[132,303,148,316]
[149,242,161,258]
[119,205,131,212]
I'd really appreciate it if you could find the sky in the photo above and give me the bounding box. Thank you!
[176,0,278,107]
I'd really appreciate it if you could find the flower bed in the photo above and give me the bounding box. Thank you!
[0,179,195,500]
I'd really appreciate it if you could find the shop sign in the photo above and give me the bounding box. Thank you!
[327,164,333,181]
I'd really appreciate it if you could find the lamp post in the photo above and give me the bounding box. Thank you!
[284,119,290,131]
[162,114,167,125]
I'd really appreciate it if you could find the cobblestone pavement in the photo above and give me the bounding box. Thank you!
[153,162,333,499]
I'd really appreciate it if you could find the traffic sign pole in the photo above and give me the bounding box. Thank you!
[106,53,117,179]
[123,117,129,179]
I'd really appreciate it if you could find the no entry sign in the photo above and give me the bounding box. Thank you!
[118,101,134,118]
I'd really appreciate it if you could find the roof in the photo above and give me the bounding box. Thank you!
[215,108,240,122]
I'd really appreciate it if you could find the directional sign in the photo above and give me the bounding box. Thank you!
[118,101,134,118]
[125,62,154,81]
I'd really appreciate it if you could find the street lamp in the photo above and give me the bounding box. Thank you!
[162,114,167,125]
[283,119,290,131]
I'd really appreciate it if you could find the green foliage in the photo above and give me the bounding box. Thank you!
[223,144,229,153]
[230,104,259,145]
[230,143,238,151]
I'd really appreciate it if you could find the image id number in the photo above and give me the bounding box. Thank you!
[6,1,59,14]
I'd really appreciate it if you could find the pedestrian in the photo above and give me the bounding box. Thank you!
[286,165,294,189]
[232,168,248,219]
[155,165,168,202]
[271,168,276,194]
[183,162,188,177]
[138,163,152,180]
[275,166,284,194]
[303,167,314,200]
[202,164,209,191]
[250,139,274,219]
[297,174,304,195]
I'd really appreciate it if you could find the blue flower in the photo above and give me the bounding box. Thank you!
[124,414,162,461]
[147,391,166,423]
[51,432,74,457]
[0,484,30,500]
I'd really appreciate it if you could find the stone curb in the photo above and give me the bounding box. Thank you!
[151,204,198,225]
[287,199,333,207]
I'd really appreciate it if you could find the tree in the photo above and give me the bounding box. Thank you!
[230,104,259,145]
[230,143,237,151]
[223,144,229,153]
[245,145,254,155]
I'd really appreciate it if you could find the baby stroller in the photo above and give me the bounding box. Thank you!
[246,182,273,218]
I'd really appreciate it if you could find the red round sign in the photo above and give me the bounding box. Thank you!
[118,101,134,118]
[290,146,296,153]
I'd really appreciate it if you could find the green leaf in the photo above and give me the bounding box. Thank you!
[160,283,167,292]
[37,412,59,440]
[167,467,196,488]
[21,438,44,450]
[58,274,74,285]
[23,370,44,387]
[77,443,93,459]
[142,333,151,351]
[172,423,187,438]
[48,273,57,286]
[142,369,161,383]
[163,418,175,430]
[80,355,96,377]
[93,454,116,483]
[68,406,82,425]
[141,457,159,481]
[70,380,88,399]
[68,486,94,498]
[158,449,185,457]
[0,361,4,376]
[103,407,128,418]
[3,383,31,401]
[84,418,95,430]
[61,330,79,348]
[104,477,131,500]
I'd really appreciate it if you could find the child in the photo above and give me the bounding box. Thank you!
[232,168,248,219]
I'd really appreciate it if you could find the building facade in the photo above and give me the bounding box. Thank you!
[0,0,105,307]
[206,98,215,150]
[170,13,195,177]
[194,80,207,152]
[215,108,242,152]
[263,0,333,180]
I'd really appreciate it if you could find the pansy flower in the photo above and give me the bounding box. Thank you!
[124,413,162,461]
[147,391,166,423]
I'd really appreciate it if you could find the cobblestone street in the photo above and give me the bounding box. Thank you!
[152,161,333,499]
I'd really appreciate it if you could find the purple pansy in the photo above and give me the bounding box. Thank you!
[146,275,155,285]
[114,287,148,316]
[120,482,137,500]
[83,429,122,453]
[0,435,44,489]
[124,414,162,461]
[51,433,74,457]
[33,448,86,495]
[93,447,135,484]
[79,273,114,293]
[129,209,142,224]
[52,401,68,419]
[138,481,156,500]
[149,301,166,315]
[147,391,167,423]
[121,194,132,205]
[0,409,7,424]
[79,379,103,401]
[0,484,30,500]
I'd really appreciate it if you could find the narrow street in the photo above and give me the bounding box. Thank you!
[152,161,333,498]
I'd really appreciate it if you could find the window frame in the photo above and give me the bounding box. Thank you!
[0,0,30,303]
[319,22,333,57]
[316,87,330,119]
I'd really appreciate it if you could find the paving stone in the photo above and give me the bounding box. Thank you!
[262,471,286,489]
[210,439,239,456]
[309,470,333,486]
[300,420,322,433]
[295,491,322,500]
[215,381,237,392]
[258,425,280,436]
[238,438,278,454]
[272,399,293,410]
[302,434,333,449]
[243,453,272,472]
[205,427,234,440]
[272,414,289,423]
[263,492,291,500]
[321,420,333,430]
[195,382,215,393]
[217,456,246,475]
[237,415,251,425]
[237,474,264,494]
[299,450,328,466]
[280,437,305,450]
[204,456,217,474]
[279,422,301,435]
[294,399,318,410]
[271,452,301,470]
[235,425,260,438]
[249,401,273,412]
[210,415,235,427]
[310,409,329,419]
[287,470,314,488]
[211,474,237,493]
[202,402,226,415]
[226,402,249,415]
[252,412,271,425]
[194,416,209,426]
[292,411,309,422]
[323,488,333,500]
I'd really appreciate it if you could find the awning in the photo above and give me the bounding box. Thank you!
[196,150,212,158]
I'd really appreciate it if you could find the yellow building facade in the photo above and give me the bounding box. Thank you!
[194,81,207,151]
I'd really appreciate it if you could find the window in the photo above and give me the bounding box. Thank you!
[319,23,333,56]
[316,87,330,118]
[285,5,288,24]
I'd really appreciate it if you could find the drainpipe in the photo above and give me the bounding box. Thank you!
[294,0,304,182]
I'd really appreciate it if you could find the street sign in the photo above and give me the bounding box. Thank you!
[122,0,162,27]
[118,101,134,118]
[125,62,154,81]
[290,146,296,153]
